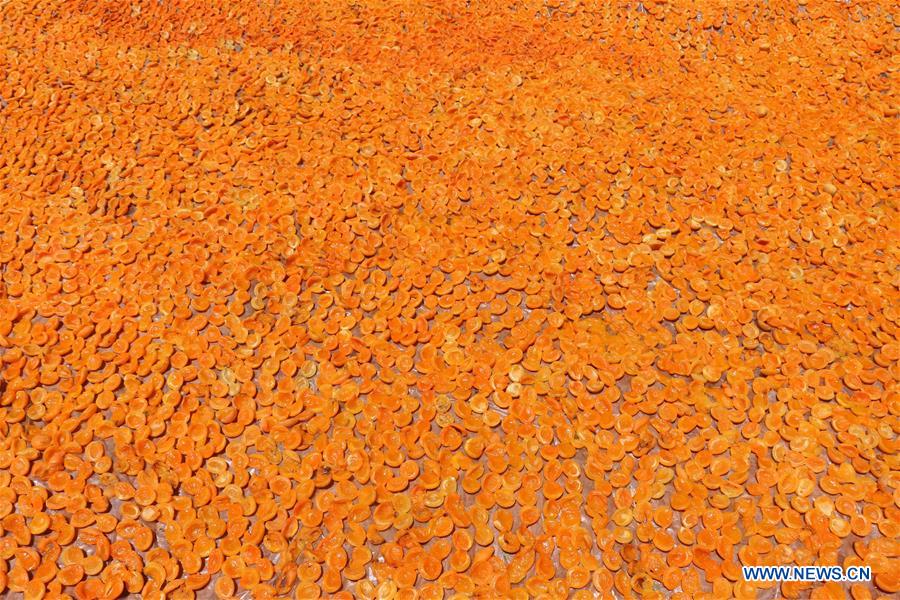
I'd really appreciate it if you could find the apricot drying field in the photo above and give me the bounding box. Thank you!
[0,0,898,599]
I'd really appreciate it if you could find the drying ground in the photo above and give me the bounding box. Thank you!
[0,1,897,599]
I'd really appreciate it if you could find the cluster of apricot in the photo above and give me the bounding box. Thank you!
[0,0,897,598]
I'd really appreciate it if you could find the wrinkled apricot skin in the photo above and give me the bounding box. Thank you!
[0,0,896,598]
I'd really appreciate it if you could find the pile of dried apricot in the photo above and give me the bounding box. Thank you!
[0,0,897,598]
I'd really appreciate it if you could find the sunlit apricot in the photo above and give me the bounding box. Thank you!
[0,3,893,599]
